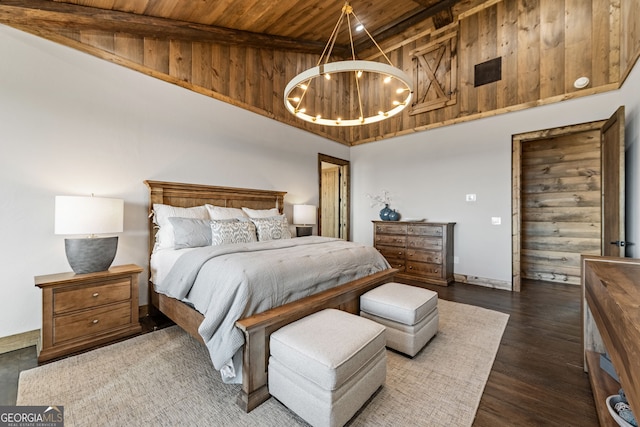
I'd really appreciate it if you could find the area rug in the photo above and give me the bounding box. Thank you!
[18,299,509,426]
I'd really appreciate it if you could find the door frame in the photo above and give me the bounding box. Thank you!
[318,153,350,240]
[511,120,606,292]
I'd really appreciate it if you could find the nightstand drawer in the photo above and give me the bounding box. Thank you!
[54,301,132,344]
[54,279,132,314]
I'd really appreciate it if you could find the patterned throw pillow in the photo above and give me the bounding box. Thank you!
[210,219,257,246]
[250,215,292,241]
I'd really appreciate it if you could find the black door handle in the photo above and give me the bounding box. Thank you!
[610,240,626,247]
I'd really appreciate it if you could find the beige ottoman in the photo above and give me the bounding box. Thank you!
[360,282,438,357]
[268,309,386,427]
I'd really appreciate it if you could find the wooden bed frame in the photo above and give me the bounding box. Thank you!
[144,180,396,412]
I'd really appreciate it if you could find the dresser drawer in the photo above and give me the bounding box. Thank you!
[375,223,407,235]
[54,279,132,314]
[407,249,442,264]
[53,301,132,344]
[375,234,407,247]
[377,245,406,260]
[407,225,443,236]
[406,262,443,278]
[407,236,442,251]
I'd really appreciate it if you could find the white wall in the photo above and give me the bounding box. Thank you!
[0,25,349,339]
[351,70,639,286]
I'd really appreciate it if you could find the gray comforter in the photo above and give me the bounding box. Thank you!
[156,236,390,376]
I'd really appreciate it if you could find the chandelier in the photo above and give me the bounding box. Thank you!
[284,2,413,126]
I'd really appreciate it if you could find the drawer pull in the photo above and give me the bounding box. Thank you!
[396,239,403,243]
[92,319,99,324]
[398,252,402,255]
[92,293,99,298]
[408,266,413,270]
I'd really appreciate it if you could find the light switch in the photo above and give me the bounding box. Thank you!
[465,194,477,202]
[491,217,501,225]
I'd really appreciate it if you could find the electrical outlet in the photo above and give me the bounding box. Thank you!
[465,194,476,202]
[491,217,502,225]
[454,256,460,264]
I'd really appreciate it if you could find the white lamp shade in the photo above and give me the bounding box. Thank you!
[293,204,317,225]
[55,196,124,235]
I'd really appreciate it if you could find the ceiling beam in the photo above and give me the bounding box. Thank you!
[0,0,348,55]
[353,0,457,52]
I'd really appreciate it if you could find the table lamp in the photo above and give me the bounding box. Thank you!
[293,204,316,237]
[54,195,124,274]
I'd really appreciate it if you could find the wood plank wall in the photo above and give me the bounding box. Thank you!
[12,0,638,146]
[352,0,623,144]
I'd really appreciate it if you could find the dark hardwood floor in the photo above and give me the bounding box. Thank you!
[0,280,599,426]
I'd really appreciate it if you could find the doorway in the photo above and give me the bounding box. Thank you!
[318,154,350,240]
[511,107,625,292]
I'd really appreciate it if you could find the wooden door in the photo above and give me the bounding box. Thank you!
[318,154,350,240]
[512,108,626,291]
[321,166,340,238]
[519,129,602,286]
[601,106,626,256]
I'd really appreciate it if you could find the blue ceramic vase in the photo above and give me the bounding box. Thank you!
[388,210,400,221]
[379,204,392,221]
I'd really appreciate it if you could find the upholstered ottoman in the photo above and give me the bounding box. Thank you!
[360,282,438,357]
[268,309,386,427]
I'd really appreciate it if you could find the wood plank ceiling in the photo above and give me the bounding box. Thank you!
[0,0,457,55]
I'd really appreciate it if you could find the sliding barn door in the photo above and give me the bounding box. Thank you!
[601,106,626,256]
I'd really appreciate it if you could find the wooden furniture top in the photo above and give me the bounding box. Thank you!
[35,264,143,288]
[583,256,640,421]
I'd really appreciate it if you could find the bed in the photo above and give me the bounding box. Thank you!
[144,180,396,412]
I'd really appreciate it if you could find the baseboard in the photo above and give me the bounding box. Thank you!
[0,329,40,354]
[454,274,512,291]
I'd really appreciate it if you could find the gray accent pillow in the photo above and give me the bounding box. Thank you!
[210,219,258,245]
[250,215,292,241]
[168,217,212,249]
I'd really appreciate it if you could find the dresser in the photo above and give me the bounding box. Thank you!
[582,256,640,426]
[373,221,455,286]
[35,264,143,363]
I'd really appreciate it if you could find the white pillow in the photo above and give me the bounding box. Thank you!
[152,204,209,251]
[250,215,292,241]
[242,207,280,218]
[206,204,248,220]
[210,219,257,245]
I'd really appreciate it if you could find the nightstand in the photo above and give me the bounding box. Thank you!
[35,264,143,363]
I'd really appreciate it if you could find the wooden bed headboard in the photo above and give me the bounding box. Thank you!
[144,180,286,255]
